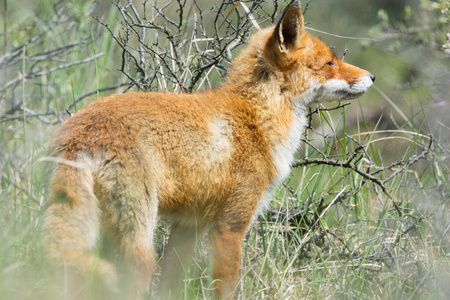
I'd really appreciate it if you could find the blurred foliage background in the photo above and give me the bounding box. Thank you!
[0,0,449,299]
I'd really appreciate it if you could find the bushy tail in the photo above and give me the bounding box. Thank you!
[42,159,118,289]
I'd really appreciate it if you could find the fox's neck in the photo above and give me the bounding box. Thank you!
[221,76,308,183]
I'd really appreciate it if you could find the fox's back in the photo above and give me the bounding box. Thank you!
[51,91,276,221]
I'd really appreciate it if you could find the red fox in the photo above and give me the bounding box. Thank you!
[42,1,375,299]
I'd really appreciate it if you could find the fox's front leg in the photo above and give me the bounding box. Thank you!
[210,225,246,299]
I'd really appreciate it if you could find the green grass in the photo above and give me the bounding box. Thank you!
[1,1,449,299]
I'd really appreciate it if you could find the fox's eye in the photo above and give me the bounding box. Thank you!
[326,61,335,67]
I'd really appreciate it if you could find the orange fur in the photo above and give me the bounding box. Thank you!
[42,2,374,299]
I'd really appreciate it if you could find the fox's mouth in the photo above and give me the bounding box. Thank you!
[335,90,366,100]
[334,77,374,100]
[307,77,373,104]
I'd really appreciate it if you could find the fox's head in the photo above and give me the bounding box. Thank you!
[226,1,375,106]
[271,1,375,104]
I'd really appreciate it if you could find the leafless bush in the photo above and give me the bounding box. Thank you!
[95,0,287,92]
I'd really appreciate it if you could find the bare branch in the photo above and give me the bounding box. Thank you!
[96,0,275,92]
[293,156,393,198]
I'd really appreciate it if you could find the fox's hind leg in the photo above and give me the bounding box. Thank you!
[42,163,119,291]
[99,160,158,299]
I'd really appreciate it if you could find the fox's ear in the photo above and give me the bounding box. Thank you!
[274,1,305,52]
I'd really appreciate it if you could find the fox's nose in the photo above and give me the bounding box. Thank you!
[370,73,376,82]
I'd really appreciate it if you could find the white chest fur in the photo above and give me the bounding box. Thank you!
[253,102,307,221]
